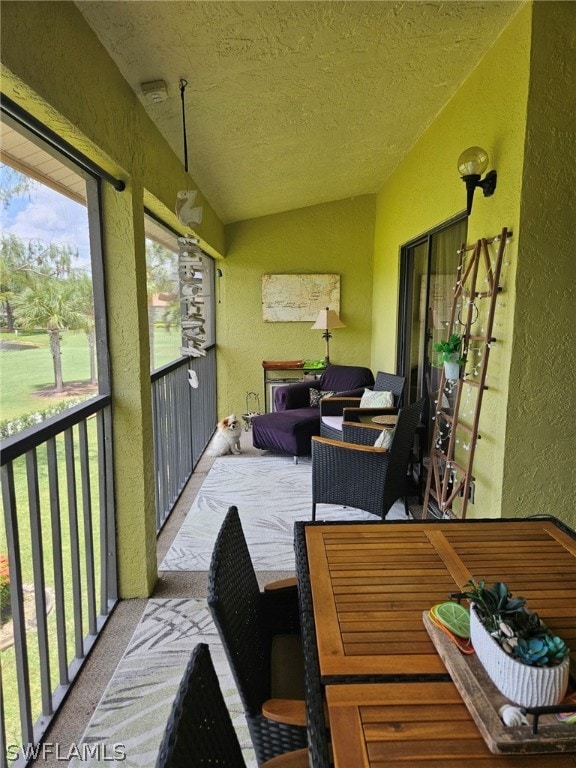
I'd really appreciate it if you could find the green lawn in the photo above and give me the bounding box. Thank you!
[0,326,184,422]
[1,419,102,751]
[0,324,184,753]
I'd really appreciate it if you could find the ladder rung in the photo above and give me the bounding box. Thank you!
[462,379,488,389]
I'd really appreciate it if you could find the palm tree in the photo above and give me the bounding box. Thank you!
[72,274,97,385]
[0,234,77,330]
[11,279,85,392]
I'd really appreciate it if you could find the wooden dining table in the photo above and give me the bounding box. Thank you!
[294,517,576,767]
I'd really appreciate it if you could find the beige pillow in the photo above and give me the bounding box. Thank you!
[373,427,395,449]
[359,389,394,408]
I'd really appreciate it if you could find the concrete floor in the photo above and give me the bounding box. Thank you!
[35,428,423,765]
[35,430,295,767]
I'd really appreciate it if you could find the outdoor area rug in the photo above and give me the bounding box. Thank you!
[160,454,408,572]
[69,598,256,768]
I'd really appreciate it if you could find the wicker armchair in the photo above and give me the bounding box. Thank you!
[207,506,308,765]
[312,398,425,520]
[320,370,406,440]
[156,643,308,768]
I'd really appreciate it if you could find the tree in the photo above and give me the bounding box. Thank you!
[11,279,85,392]
[145,239,179,369]
[71,274,97,385]
[0,234,78,330]
[0,164,34,208]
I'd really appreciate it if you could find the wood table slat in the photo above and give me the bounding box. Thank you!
[326,682,576,767]
[304,520,576,681]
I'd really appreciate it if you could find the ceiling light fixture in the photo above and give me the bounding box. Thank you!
[457,146,497,215]
[311,307,345,366]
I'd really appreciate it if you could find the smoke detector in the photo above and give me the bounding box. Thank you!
[140,80,168,104]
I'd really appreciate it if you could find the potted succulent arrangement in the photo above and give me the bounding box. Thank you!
[452,579,570,708]
[433,333,466,381]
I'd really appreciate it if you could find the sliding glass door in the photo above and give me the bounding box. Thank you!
[397,216,467,474]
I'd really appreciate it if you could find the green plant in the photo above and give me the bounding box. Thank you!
[433,333,465,367]
[451,578,570,667]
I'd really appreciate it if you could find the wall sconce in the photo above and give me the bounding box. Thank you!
[311,307,345,366]
[457,146,497,215]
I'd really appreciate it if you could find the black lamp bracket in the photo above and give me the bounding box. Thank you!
[462,169,497,215]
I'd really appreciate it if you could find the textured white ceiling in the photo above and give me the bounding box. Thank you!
[75,1,522,224]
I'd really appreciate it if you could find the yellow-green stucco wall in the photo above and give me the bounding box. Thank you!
[1,0,575,602]
[372,2,575,528]
[1,1,226,597]
[503,1,576,529]
[220,197,375,415]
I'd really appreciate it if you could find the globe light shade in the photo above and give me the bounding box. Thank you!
[457,146,489,178]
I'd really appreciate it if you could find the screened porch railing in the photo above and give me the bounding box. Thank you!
[1,349,216,765]
[151,347,217,531]
[0,396,116,768]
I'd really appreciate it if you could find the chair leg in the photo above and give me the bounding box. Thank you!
[404,495,410,517]
[293,456,299,465]
[312,503,316,521]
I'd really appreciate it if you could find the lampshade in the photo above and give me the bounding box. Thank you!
[311,307,345,330]
[457,146,489,177]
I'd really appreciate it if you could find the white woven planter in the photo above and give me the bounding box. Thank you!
[443,355,461,381]
[470,606,570,708]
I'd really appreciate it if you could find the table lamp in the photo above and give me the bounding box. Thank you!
[311,307,345,365]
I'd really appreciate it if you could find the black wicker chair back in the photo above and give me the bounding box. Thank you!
[373,371,406,406]
[156,643,246,768]
[207,506,308,764]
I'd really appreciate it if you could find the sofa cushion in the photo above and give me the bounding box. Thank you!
[252,408,320,456]
[373,427,395,449]
[359,388,394,408]
[320,365,374,393]
[321,415,344,433]
[309,389,336,407]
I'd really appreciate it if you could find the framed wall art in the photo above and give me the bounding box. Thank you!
[261,273,340,322]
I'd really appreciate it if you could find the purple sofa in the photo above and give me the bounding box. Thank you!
[252,365,375,458]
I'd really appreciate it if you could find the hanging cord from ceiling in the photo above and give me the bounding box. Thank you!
[179,78,189,173]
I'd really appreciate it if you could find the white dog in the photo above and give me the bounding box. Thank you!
[208,414,242,456]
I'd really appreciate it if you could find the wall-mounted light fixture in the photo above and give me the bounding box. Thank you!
[457,146,497,215]
[311,307,345,366]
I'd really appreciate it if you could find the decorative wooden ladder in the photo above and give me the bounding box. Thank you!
[423,227,510,519]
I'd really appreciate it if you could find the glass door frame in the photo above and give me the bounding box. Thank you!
[397,213,468,401]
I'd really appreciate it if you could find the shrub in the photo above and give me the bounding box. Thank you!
[0,554,11,625]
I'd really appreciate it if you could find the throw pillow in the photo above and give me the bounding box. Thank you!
[373,427,395,450]
[359,389,394,408]
[309,389,336,407]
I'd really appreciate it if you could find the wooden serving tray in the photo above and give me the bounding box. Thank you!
[423,612,576,754]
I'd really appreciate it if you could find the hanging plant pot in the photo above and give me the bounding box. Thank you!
[470,606,570,708]
[443,353,461,381]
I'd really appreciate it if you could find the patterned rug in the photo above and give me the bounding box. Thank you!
[160,454,408,571]
[73,454,408,767]
[70,598,256,768]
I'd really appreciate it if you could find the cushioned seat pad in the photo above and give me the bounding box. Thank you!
[252,408,320,456]
[321,415,343,432]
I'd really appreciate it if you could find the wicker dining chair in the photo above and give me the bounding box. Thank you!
[319,370,406,440]
[312,397,425,519]
[156,643,309,768]
[207,506,308,765]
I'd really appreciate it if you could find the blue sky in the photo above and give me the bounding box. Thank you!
[0,165,92,269]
